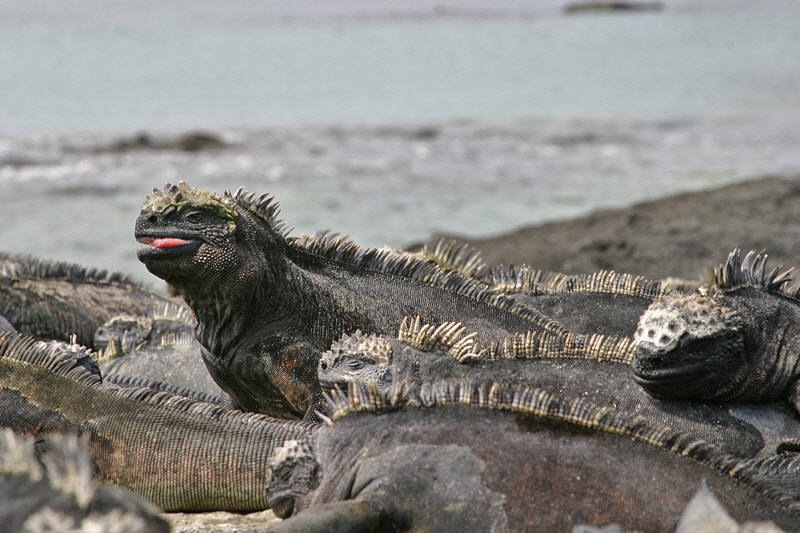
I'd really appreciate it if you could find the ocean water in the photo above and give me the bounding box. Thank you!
[1,0,800,283]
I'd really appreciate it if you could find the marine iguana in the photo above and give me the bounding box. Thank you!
[0,429,170,533]
[134,181,568,419]
[0,251,184,349]
[93,306,225,403]
[265,380,800,533]
[490,265,680,337]
[632,250,800,411]
[317,318,800,459]
[4,328,799,527]
[0,331,314,512]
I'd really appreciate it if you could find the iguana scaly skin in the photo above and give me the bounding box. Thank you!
[0,331,314,512]
[490,265,677,337]
[632,250,800,411]
[0,429,170,533]
[265,380,800,533]
[134,182,568,419]
[94,307,225,404]
[0,251,184,349]
[318,319,800,459]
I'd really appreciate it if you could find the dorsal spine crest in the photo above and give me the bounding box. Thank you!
[325,379,745,477]
[492,265,666,299]
[415,238,489,281]
[292,233,566,334]
[499,330,636,364]
[398,317,481,362]
[0,251,140,286]
[714,249,795,296]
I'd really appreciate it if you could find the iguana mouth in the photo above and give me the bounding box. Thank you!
[631,362,719,399]
[136,235,201,258]
[632,362,709,384]
[137,237,195,248]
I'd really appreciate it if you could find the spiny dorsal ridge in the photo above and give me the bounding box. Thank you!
[327,379,387,419]
[292,234,565,332]
[491,265,572,295]
[228,186,289,237]
[0,251,140,286]
[715,249,794,296]
[0,332,103,389]
[499,329,635,364]
[416,238,489,281]
[397,317,480,362]
[565,270,666,299]
[328,379,739,473]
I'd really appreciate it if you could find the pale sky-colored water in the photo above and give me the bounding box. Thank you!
[1,1,799,283]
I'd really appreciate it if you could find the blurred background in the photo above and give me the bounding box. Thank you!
[2,0,799,282]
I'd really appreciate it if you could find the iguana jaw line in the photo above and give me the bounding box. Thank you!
[135,233,202,257]
[631,362,713,388]
[137,237,195,248]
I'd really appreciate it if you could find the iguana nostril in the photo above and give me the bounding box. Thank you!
[147,214,159,224]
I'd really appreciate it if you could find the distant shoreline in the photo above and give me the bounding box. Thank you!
[440,173,800,280]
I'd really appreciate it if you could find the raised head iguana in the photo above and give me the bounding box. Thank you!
[317,318,800,459]
[134,182,568,419]
[0,331,314,512]
[0,429,170,533]
[632,250,800,412]
[265,380,800,533]
[0,251,184,349]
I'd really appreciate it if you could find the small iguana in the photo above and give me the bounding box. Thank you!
[317,317,800,459]
[0,429,170,533]
[265,380,800,533]
[0,331,313,512]
[0,251,185,349]
[632,250,800,412]
[93,306,225,403]
[134,182,569,419]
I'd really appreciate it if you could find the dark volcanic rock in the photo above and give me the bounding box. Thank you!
[445,175,800,280]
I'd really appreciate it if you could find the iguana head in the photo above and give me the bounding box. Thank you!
[317,331,394,394]
[632,250,799,403]
[134,181,286,293]
[631,292,747,400]
[267,439,319,519]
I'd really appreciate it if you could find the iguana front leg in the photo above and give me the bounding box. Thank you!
[267,500,384,533]
[201,339,322,419]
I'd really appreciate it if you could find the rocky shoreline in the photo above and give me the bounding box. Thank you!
[447,173,800,281]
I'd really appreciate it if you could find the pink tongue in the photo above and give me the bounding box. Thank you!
[151,238,191,248]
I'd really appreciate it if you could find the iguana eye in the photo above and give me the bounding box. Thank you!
[347,360,365,370]
[185,212,205,224]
